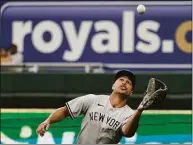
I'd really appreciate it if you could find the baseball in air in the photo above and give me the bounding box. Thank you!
[137,4,146,15]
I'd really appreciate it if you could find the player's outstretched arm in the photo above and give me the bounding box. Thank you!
[46,106,70,124]
[36,107,69,136]
[121,104,144,137]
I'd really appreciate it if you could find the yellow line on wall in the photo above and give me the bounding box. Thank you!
[1,109,192,114]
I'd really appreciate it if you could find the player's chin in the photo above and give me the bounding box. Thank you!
[118,90,130,96]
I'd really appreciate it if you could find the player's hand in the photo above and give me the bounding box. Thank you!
[139,78,168,110]
[36,120,50,137]
[137,103,144,112]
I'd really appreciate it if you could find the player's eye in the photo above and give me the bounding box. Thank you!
[126,81,132,85]
[120,79,124,81]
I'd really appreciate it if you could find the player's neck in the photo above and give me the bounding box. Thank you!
[109,93,127,108]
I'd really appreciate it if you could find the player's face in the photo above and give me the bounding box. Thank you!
[112,76,133,96]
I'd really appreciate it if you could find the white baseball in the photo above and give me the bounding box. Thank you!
[137,4,146,15]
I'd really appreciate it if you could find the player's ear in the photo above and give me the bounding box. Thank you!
[130,90,134,96]
[112,83,115,90]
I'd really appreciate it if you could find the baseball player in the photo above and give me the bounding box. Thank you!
[36,70,167,144]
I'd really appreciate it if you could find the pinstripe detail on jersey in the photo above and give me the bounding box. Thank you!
[65,102,75,120]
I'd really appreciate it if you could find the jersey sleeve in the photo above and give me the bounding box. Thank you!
[122,108,135,126]
[65,94,97,119]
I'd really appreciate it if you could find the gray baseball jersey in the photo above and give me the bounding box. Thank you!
[65,94,134,144]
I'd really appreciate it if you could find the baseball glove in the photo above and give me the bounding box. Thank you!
[140,78,168,109]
